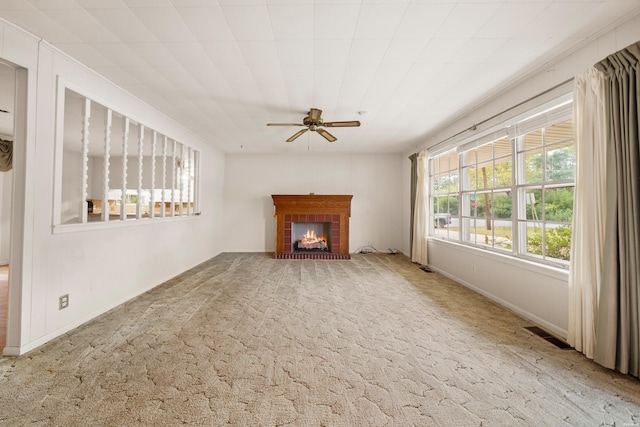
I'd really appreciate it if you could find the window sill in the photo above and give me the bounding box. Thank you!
[52,213,201,234]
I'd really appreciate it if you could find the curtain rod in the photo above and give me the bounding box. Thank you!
[419,77,574,155]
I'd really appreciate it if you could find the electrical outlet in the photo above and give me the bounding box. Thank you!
[59,294,69,310]
[471,265,477,274]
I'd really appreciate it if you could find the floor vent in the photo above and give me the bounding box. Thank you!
[524,326,571,349]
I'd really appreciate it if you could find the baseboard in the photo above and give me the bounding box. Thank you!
[428,264,568,340]
[4,252,221,357]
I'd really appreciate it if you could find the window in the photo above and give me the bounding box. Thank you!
[428,100,575,266]
[515,116,574,262]
[431,150,458,240]
[460,133,513,252]
[56,87,199,227]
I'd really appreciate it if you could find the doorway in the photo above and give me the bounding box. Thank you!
[0,60,16,354]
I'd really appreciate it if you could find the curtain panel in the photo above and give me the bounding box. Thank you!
[592,41,640,376]
[411,151,429,265]
[0,138,11,172]
[568,68,607,359]
[409,153,419,257]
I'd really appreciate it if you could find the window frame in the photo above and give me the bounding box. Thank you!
[427,97,574,269]
[53,78,201,233]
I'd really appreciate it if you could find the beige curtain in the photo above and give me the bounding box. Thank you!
[568,68,607,359]
[593,41,640,376]
[411,151,429,265]
[409,153,419,257]
[0,138,11,172]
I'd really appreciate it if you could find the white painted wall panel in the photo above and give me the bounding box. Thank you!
[223,152,404,254]
[0,24,225,355]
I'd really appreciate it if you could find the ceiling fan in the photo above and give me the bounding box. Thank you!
[267,108,360,142]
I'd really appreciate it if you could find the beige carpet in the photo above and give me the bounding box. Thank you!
[1,253,639,426]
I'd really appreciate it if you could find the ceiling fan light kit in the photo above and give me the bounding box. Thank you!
[268,108,360,142]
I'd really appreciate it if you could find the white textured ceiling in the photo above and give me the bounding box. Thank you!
[0,0,639,153]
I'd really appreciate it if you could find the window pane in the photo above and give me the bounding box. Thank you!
[544,187,574,222]
[433,196,453,237]
[89,102,110,221]
[434,196,448,214]
[491,219,512,252]
[493,137,511,158]
[448,196,458,216]
[493,191,512,220]
[463,166,477,190]
[467,193,478,217]
[545,226,572,261]
[140,129,154,218]
[476,161,492,189]
[524,148,543,183]
[476,143,492,164]
[435,151,458,174]
[476,192,490,218]
[448,173,459,192]
[434,173,458,194]
[494,156,512,187]
[463,217,478,244]
[525,222,543,259]
[545,119,572,144]
[522,189,542,221]
[522,129,542,151]
[546,143,575,181]
[108,111,125,220]
[465,149,477,166]
[61,90,84,224]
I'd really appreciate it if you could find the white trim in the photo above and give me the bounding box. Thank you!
[52,212,201,234]
[2,253,214,356]
[427,261,568,339]
[53,78,201,229]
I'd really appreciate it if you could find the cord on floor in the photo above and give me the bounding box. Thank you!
[355,246,402,255]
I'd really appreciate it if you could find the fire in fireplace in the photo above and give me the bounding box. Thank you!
[292,222,331,252]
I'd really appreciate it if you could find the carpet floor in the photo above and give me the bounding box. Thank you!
[1,252,639,426]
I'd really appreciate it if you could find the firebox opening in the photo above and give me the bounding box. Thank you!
[292,222,332,253]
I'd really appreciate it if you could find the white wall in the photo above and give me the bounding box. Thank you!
[401,14,640,338]
[0,21,226,355]
[224,152,404,253]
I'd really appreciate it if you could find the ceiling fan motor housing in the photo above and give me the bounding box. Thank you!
[303,108,323,127]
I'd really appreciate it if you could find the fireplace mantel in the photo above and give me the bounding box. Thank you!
[272,194,353,259]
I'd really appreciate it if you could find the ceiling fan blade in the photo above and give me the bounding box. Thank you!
[286,128,309,142]
[316,128,337,142]
[267,123,304,126]
[323,120,361,128]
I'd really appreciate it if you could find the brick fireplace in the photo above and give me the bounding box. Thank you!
[272,194,353,259]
